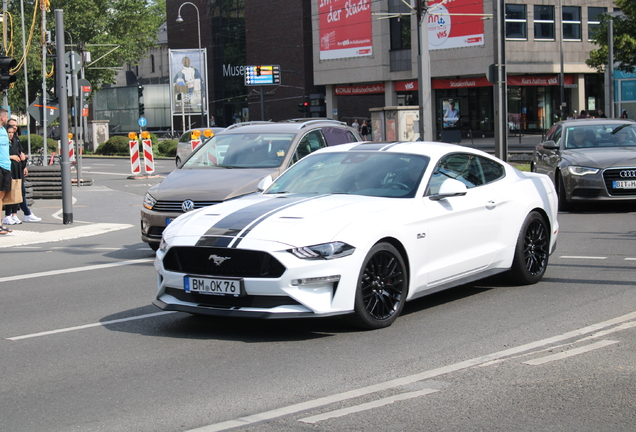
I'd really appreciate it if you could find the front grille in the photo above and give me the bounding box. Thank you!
[153,200,220,212]
[603,168,636,196]
[163,246,286,278]
[165,287,300,308]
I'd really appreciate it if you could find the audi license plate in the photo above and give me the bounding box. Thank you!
[613,180,636,189]
[184,275,244,296]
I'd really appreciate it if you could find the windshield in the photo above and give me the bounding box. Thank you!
[565,123,636,149]
[266,151,430,198]
[182,133,296,168]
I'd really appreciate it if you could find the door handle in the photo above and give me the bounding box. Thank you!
[486,200,498,209]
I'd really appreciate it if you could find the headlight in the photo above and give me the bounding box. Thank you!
[288,242,355,260]
[143,192,157,210]
[567,166,599,176]
[159,236,170,252]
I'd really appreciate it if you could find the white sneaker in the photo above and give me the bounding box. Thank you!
[2,216,15,225]
[11,215,22,224]
[23,214,42,222]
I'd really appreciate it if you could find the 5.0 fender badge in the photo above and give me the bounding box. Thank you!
[417,233,426,239]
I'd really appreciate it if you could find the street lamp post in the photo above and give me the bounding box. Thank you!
[176,2,206,127]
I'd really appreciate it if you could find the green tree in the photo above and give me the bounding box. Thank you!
[5,0,165,115]
[587,0,636,73]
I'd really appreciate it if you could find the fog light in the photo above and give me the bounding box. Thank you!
[291,275,340,286]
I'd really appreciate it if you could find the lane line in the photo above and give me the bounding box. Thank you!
[559,256,607,260]
[299,388,439,424]
[523,339,619,366]
[7,311,175,341]
[0,258,154,283]
[186,311,636,432]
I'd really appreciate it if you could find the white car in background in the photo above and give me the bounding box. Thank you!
[154,141,559,329]
[175,127,225,166]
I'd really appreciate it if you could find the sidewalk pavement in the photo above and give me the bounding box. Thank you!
[1,186,138,248]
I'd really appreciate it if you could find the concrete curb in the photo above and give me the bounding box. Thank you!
[0,223,135,248]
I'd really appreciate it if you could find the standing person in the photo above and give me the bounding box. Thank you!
[577,110,587,119]
[351,119,360,132]
[443,101,460,128]
[360,120,369,140]
[597,109,607,118]
[7,118,40,222]
[0,108,13,234]
[620,110,628,119]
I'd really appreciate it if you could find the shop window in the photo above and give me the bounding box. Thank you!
[588,7,607,41]
[562,6,581,40]
[390,16,411,50]
[534,5,554,40]
[505,4,527,40]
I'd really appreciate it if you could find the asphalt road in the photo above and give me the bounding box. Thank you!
[1,157,635,431]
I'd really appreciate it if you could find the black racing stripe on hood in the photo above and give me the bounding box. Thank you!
[195,236,233,247]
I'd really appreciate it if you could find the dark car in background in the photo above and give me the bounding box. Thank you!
[141,119,362,250]
[531,118,636,210]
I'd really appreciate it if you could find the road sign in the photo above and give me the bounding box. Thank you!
[65,51,82,74]
[138,117,147,127]
[244,65,281,86]
[78,78,91,99]
[27,96,60,123]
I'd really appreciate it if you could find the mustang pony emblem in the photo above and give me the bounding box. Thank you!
[209,254,231,266]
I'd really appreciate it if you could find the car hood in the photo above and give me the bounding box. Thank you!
[163,193,399,249]
[562,147,636,168]
[147,167,282,201]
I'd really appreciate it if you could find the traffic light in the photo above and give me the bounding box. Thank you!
[256,65,261,76]
[298,101,309,113]
[0,56,17,91]
[138,85,144,98]
[138,85,145,116]
[139,103,145,116]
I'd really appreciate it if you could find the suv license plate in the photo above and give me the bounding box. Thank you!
[184,276,244,296]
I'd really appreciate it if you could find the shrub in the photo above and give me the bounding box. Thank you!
[18,134,58,153]
[158,140,178,157]
[95,136,130,155]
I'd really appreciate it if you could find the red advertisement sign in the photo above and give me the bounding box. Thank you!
[319,0,373,60]
[334,83,385,95]
[432,77,492,89]
[427,0,485,50]
[508,75,575,86]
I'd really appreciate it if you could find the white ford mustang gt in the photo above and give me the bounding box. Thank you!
[154,142,559,329]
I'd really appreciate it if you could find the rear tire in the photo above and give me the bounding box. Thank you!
[347,243,408,330]
[507,211,549,285]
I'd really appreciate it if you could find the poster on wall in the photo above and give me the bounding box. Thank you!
[427,0,485,50]
[442,99,460,129]
[319,0,373,60]
[169,49,208,116]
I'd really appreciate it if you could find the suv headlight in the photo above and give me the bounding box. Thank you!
[288,242,355,260]
[143,192,157,210]
[568,166,599,176]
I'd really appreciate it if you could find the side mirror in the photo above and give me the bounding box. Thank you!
[542,140,559,150]
[429,178,468,201]
[257,175,273,192]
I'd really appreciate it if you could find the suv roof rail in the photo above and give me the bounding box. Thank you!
[224,121,273,131]
[281,118,347,129]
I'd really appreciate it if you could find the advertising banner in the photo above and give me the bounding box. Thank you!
[507,75,574,86]
[319,0,373,60]
[334,83,385,95]
[169,49,208,115]
[427,0,485,50]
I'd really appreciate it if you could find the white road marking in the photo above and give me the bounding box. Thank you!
[0,258,153,283]
[625,258,636,261]
[299,388,440,424]
[186,311,636,432]
[0,223,134,248]
[7,311,175,341]
[523,339,619,366]
[559,256,607,260]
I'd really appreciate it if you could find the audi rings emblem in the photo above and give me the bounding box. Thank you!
[182,200,195,212]
[619,170,636,178]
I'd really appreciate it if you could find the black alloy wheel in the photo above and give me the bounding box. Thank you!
[508,211,549,285]
[348,243,408,329]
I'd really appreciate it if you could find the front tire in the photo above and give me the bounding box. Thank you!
[347,243,408,330]
[507,211,549,285]
[557,173,573,211]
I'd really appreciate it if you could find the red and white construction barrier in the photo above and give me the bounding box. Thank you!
[129,140,141,174]
[68,140,75,162]
[142,139,154,174]
[191,138,201,151]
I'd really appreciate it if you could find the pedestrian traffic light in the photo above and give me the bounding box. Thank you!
[0,56,17,91]
[298,101,309,113]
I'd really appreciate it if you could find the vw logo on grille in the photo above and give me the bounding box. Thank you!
[619,170,636,178]
[181,200,195,212]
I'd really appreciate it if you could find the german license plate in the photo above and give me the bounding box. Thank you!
[166,218,174,226]
[613,180,636,189]
[184,275,244,296]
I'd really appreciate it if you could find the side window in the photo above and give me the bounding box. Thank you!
[291,130,327,164]
[323,127,358,146]
[478,156,505,183]
[426,153,486,195]
[552,127,562,148]
[179,132,191,143]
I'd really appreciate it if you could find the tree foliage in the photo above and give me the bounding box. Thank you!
[587,0,636,73]
[5,0,165,114]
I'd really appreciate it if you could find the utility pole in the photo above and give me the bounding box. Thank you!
[493,0,508,161]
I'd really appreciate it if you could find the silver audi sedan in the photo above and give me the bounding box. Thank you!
[531,118,636,210]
